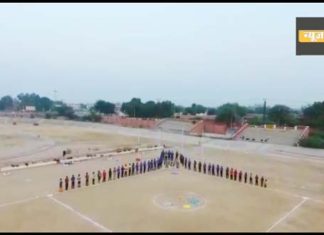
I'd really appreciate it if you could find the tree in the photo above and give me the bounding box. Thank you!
[247,105,268,114]
[248,116,263,125]
[121,98,142,117]
[302,101,324,129]
[142,101,156,117]
[268,105,296,126]
[0,95,14,111]
[207,108,217,115]
[121,98,175,118]
[93,100,115,114]
[216,103,247,125]
[16,93,53,111]
[54,104,76,120]
[174,105,185,113]
[39,97,53,112]
[184,103,207,115]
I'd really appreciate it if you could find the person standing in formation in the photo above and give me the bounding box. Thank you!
[255,174,259,186]
[249,173,253,185]
[65,176,69,191]
[148,159,151,171]
[220,165,223,177]
[71,174,75,189]
[85,172,89,186]
[102,170,107,182]
[121,165,124,178]
[176,158,180,168]
[230,168,234,180]
[208,163,211,175]
[244,172,248,183]
[132,162,135,175]
[260,176,264,187]
[135,162,139,174]
[198,161,202,173]
[203,162,207,174]
[216,164,220,176]
[59,178,63,192]
[153,159,157,170]
[109,168,112,181]
[113,167,116,180]
[77,174,81,188]
[226,167,229,179]
[233,169,237,181]
[97,170,101,183]
[212,163,215,175]
[117,166,120,179]
[143,160,146,173]
[92,172,96,185]
[188,159,191,170]
[238,170,242,182]
[128,163,132,176]
[164,153,168,167]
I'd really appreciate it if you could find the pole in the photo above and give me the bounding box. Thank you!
[263,98,266,124]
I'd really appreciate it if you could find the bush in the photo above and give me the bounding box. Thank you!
[299,135,324,149]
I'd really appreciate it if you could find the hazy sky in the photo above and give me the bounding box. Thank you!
[1,3,324,109]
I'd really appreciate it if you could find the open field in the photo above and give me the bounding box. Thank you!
[0,118,324,232]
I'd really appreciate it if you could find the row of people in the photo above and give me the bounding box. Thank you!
[59,155,165,191]
[178,155,268,188]
[160,149,268,188]
[59,149,268,191]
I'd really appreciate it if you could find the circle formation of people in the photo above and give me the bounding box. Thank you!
[59,149,268,192]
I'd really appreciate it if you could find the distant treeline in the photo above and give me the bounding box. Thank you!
[1,93,324,131]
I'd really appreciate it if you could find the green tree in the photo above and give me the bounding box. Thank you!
[0,95,14,111]
[268,105,296,126]
[54,104,76,120]
[121,98,175,118]
[207,108,217,115]
[16,93,53,111]
[302,101,324,129]
[174,105,185,113]
[184,103,207,115]
[121,98,142,117]
[93,100,115,114]
[216,103,247,125]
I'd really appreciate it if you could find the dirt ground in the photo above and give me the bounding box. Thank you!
[0,118,324,232]
[0,119,155,167]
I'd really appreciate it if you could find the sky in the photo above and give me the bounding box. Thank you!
[0,3,324,109]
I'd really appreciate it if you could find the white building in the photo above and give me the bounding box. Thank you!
[25,106,36,112]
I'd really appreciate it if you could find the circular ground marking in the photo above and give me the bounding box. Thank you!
[153,192,205,211]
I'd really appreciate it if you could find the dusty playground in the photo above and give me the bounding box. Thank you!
[0,117,324,232]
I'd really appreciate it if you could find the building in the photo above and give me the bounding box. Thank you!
[24,106,36,112]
